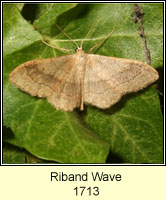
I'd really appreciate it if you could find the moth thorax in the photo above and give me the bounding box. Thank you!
[75,49,87,73]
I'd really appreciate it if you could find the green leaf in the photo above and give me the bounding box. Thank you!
[3,137,55,164]
[83,87,163,163]
[3,142,26,164]
[141,3,163,67]
[14,3,24,11]
[33,3,78,34]
[3,4,42,57]
[3,3,163,163]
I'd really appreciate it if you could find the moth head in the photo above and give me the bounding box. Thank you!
[76,47,85,55]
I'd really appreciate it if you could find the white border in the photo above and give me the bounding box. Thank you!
[1,0,165,166]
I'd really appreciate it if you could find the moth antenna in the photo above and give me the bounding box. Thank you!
[42,40,71,54]
[80,26,95,49]
[80,20,101,49]
[55,23,79,49]
[89,29,114,53]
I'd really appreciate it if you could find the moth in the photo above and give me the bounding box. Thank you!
[9,25,159,111]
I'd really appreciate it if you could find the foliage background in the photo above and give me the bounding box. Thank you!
[3,3,163,164]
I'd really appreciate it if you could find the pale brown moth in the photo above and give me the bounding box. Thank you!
[9,25,159,111]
